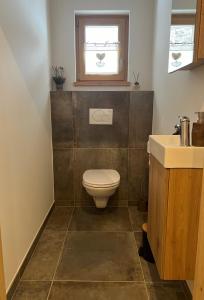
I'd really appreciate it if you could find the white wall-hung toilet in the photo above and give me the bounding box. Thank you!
[82,169,120,208]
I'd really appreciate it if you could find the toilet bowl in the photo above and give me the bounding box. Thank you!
[82,169,120,208]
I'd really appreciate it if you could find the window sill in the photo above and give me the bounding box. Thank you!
[74,81,131,87]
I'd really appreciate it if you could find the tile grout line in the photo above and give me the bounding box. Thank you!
[136,246,150,299]
[56,205,131,208]
[19,278,187,286]
[128,207,150,300]
[127,206,135,232]
[67,230,142,233]
[53,147,147,150]
[46,207,75,300]
[20,279,146,283]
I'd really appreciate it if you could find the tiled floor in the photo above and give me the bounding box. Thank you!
[12,206,190,299]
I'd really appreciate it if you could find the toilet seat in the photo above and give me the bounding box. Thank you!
[83,169,120,188]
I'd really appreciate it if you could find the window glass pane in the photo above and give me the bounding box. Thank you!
[168,25,195,72]
[84,25,120,75]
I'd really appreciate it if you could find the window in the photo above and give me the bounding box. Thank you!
[75,15,129,85]
[168,14,195,72]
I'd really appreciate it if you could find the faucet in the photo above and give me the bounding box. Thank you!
[179,116,190,146]
[173,124,181,135]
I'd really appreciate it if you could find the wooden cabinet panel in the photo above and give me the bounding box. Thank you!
[147,156,169,276]
[193,167,204,299]
[165,168,202,279]
[148,155,203,280]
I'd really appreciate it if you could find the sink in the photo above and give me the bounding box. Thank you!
[148,135,204,168]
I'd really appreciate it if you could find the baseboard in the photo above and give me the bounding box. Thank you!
[7,202,55,300]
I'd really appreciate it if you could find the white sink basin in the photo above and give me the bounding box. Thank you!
[148,135,204,168]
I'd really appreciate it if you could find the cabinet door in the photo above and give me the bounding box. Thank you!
[164,168,203,280]
[147,156,169,276]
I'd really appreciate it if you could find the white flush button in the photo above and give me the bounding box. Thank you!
[89,108,113,125]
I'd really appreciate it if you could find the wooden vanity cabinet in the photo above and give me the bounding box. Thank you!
[147,155,203,280]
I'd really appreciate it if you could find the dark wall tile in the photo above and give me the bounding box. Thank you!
[50,91,74,148]
[128,149,149,204]
[53,149,74,206]
[74,148,128,207]
[73,92,129,148]
[129,92,153,148]
[50,91,153,208]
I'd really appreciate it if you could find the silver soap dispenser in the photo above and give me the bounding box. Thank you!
[179,116,190,147]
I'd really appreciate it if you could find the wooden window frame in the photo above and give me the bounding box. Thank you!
[171,13,196,25]
[75,14,129,86]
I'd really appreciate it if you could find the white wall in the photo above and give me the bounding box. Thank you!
[49,0,155,90]
[172,0,197,10]
[0,0,54,290]
[152,0,204,135]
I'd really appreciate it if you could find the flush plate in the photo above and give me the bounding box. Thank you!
[89,108,113,125]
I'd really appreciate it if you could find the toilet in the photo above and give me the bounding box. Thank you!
[82,169,120,208]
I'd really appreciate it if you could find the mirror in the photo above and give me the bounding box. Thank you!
[168,0,197,73]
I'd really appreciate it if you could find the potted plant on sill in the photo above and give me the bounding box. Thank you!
[52,66,66,90]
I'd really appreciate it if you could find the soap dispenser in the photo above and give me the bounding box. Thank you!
[192,112,204,146]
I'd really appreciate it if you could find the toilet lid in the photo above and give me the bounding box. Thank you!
[83,169,120,187]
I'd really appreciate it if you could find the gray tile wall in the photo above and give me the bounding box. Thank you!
[51,91,153,207]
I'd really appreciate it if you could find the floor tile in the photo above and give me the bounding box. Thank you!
[49,282,148,300]
[134,232,182,287]
[129,206,148,231]
[147,283,188,300]
[12,281,51,300]
[134,232,162,283]
[22,230,66,280]
[46,206,73,231]
[55,231,143,281]
[69,207,132,231]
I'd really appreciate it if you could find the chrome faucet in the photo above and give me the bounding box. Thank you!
[173,124,181,135]
[179,116,190,146]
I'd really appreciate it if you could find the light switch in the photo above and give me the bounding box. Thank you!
[89,108,113,125]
